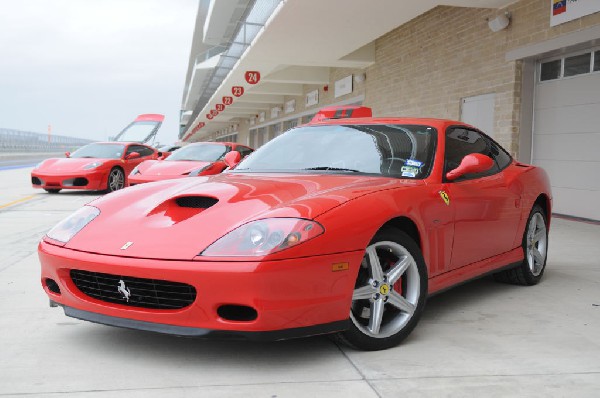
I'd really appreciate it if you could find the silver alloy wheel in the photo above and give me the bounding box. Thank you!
[526,212,547,276]
[108,168,124,192]
[350,240,420,339]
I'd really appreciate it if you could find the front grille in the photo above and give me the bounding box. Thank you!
[70,270,196,310]
[73,177,88,186]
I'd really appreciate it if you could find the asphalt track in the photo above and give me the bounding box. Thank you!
[0,164,599,397]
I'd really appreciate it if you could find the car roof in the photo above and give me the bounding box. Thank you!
[306,117,467,127]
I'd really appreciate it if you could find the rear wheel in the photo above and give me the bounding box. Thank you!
[106,167,125,193]
[44,189,61,194]
[494,204,548,285]
[338,227,427,351]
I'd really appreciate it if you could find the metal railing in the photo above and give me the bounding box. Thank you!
[0,128,94,153]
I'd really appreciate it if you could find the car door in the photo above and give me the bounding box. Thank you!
[123,145,153,174]
[444,127,522,269]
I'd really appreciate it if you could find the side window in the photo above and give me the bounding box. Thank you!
[445,128,502,180]
[237,146,253,158]
[139,146,155,157]
[127,145,153,157]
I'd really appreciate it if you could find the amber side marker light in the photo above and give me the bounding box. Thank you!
[332,262,349,272]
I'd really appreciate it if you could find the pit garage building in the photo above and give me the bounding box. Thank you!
[179,0,600,221]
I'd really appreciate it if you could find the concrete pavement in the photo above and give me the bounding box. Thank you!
[0,166,598,397]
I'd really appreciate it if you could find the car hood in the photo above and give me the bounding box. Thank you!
[36,158,112,172]
[138,160,212,176]
[65,173,421,260]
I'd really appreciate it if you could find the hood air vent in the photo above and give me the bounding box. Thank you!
[175,196,218,209]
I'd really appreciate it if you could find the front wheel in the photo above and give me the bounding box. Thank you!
[106,167,125,193]
[494,204,548,285]
[337,227,428,351]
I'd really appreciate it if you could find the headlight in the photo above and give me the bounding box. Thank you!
[130,165,140,176]
[201,218,324,257]
[83,161,103,170]
[187,164,212,177]
[46,206,100,243]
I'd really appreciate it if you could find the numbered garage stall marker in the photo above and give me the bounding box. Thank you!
[210,109,219,117]
[223,96,233,105]
[232,86,244,97]
[245,71,261,84]
[206,113,213,120]
[216,104,225,112]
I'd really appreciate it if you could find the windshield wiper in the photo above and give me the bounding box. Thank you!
[303,166,359,172]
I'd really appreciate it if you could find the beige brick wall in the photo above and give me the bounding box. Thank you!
[365,0,600,156]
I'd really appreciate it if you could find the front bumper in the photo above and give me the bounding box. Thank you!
[32,170,107,191]
[39,241,363,339]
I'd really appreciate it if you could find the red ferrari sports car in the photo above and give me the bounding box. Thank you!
[31,142,158,193]
[128,142,254,186]
[39,106,552,350]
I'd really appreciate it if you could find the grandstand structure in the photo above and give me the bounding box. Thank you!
[0,128,93,153]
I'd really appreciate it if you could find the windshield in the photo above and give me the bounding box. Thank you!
[234,124,437,178]
[114,121,160,143]
[166,143,230,162]
[70,143,125,159]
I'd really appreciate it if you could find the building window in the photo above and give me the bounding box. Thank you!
[564,53,591,77]
[284,119,298,131]
[540,59,561,81]
[302,114,316,124]
[594,50,600,72]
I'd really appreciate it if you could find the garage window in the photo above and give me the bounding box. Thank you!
[564,53,591,77]
[540,59,561,81]
[540,50,600,82]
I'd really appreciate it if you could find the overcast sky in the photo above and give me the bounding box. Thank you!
[0,0,198,145]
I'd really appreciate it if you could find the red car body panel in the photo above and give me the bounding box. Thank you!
[39,115,552,339]
[31,142,157,191]
[128,160,219,185]
[128,142,252,186]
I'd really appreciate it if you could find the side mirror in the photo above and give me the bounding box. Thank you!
[126,151,140,160]
[157,152,167,160]
[224,150,242,169]
[65,151,71,158]
[446,153,494,181]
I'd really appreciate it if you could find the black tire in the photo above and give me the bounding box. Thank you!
[44,189,61,194]
[493,204,548,285]
[106,167,125,193]
[337,227,428,351]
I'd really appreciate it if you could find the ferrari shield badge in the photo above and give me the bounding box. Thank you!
[439,191,450,206]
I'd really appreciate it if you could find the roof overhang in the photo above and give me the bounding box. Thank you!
[183,0,515,141]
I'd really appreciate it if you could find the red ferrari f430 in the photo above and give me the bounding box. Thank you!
[39,106,551,350]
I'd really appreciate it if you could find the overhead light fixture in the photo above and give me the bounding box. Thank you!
[488,12,511,32]
[354,73,366,83]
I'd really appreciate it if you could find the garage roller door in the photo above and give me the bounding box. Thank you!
[533,60,600,221]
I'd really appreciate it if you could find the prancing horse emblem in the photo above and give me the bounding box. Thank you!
[117,280,131,302]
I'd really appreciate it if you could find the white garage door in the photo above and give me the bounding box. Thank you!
[533,50,600,221]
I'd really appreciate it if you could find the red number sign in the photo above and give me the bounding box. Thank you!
[198,122,205,128]
[210,109,218,117]
[223,96,233,105]
[216,103,224,111]
[232,86,244,97]
[245,71,260,84]
[206,113,213,120]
